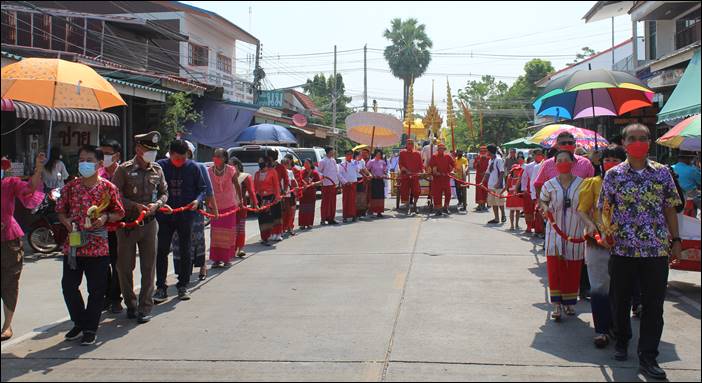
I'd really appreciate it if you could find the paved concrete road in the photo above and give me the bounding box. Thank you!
[2,186,700,382]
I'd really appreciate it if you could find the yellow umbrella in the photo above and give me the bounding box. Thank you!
[345,112,403,149]
[1,58,126,110]
[352,144,369,152]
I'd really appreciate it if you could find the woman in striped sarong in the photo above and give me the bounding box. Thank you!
[298,159,320,229]
[366,149,388,217]
[254,157,281,246]
[208,148,242,268]
[230,157,257,257]
[539,151,585,321]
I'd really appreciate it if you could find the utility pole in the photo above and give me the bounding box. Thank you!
[363,44,368,112]
[611,17,615,69]
[332,45,337,129]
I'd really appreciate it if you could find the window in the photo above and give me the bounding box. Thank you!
[675,8,701,50]
[66,17,85,54]
[188,43,208,66]
[32,13,51,49]
[648,21,657,60]
[217,53,232,73]
[1,10,16,45]
[16,11,31,46]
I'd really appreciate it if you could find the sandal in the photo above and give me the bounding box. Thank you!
[1,328,13,341]
[551,305,562,321]
[593,334,609,349]
[565,305,576,316]
[487,219,499,224]
[198,267,207,281]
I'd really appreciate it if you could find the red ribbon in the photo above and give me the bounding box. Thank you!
[448,175,522,199]
[545,211,590,244]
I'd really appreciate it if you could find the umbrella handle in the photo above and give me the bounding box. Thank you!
[370,126,376,153]
[45,112,53,165]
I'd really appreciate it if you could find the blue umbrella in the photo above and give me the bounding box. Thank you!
[234,123,297,145]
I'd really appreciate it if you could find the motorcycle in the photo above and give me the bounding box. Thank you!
[27,188,67,254]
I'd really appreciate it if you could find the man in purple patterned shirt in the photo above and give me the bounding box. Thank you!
[599,123,682,380]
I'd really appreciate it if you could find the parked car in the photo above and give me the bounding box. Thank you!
[228,145,302,176]
[293,147,326,167]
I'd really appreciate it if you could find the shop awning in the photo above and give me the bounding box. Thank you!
[12,101,120,126]
[658,49,701,123]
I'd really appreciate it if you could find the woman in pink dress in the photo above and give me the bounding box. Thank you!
[208,148,242,267]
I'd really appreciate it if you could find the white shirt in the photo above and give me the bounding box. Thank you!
[338,160,360,184]
[522,161,543,199]
[42,160,69,189]
[317,157,341,186]
[487,155,505,189]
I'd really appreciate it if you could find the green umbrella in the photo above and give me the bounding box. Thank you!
[503,137,542,150]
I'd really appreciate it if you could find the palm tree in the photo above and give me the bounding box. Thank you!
[383,18,433,114]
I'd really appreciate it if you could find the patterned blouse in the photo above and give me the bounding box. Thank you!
[56,178,125,257]
[598,160,681,258]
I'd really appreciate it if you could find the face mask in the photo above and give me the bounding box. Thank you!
[438,150,445,156]
[78,162,97,178]
[171,157,186,168]
[557,162,573,174]
[518,159,525,165]
[535,155,545,163]
[626,141,649,160]
[259,163,267,170]
[213,158,225,167]
[103,155,114,168]
[559,144,576,154]
[142,150,157,163]
[345,155,353,161]
[304,163,311,170]
[603,161,619,172]
[407,145,413,151]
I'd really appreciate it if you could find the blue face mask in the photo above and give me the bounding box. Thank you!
[78,162,97,178]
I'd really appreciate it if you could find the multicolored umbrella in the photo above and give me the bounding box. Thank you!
[656,114,701,151]
[528,124,608,152]
[533,69,653,120]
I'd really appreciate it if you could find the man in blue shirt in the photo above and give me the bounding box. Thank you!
[672,152,701,194]
[154,140,207,302]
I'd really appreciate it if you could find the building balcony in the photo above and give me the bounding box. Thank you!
[676,21,701,50]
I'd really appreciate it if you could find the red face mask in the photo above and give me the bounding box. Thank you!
[171,157,186,168]
[557,162,573,174]
[626,141,649,160]
[213,158,225,167]
[535,154,545,163]
[345,155,353,161]
[518,159,525,165]
[559,144,576,154]
[304,163,311,170]
[1,158,11,171]
[603,161,619,172]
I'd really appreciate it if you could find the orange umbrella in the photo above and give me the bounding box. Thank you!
[1,58,125,110]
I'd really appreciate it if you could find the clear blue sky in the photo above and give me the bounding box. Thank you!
[184,1,636,117]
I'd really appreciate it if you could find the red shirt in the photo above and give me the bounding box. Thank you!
[429,153,455,176]
[56,178,125,257]
[254,169,281,199]
[399,150,424,175]
[275,163,289,192]
[474,155,489,174]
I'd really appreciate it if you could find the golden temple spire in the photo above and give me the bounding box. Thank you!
[423,80,443,138]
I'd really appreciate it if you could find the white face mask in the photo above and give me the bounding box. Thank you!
[103,154,114,168]
[142,151,157,163]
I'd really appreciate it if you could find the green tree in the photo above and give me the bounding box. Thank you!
[453,59,554,150]
[303,73,352,128]
[383,18,433,112]
[160,92,201,155]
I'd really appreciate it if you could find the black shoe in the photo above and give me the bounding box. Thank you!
[639,360,667,380]
[65,326,83,341]
[435,211,443,217]
[137,313,152,324]
[342,218,348,223]
[614,347,628,361]
[487,219,499,224]
[111,302,124,314]
[153,288,167,304]
[501,216,507,223]
[178,287,191,301]
[329,220,339,225]
[80,331,96,346]
[126,309,137,319]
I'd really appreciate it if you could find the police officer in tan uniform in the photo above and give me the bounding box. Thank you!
[112,132,168,324]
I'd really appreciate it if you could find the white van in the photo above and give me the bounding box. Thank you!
[228,145,302,176]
